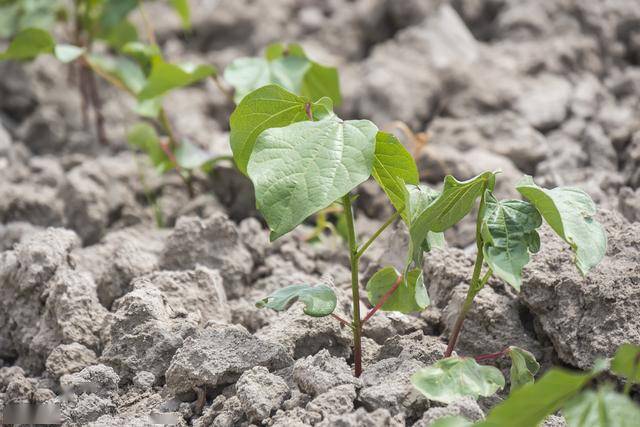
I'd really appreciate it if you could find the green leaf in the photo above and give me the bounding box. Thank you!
[507,346,540,393]
[0,27,54,60]
[100,19,138,50]
[403,183,446,253]
[223,56,310,104]
[407,172,495,266]
[611,343,640,385]
[99,0,137,31]
[301,61,342,106]
[412,357,505,404]
[255,284,337,317]
[175,140,216,170]
[366,267,429,314]
[430,417,474,427]
[229,85,331,174]
[170,0,191,29]
[86,54,146,94]
[138,57,216,100]
[563,387,640,427]
[135,97,163,119]
[516,175,607,275]
[478,367,601,427]
[248,116,377,240]
[481,192,542,291]
[372,131,418,214]
[126,122,171,172]
[54,44,85,63]
[122,41,160,68]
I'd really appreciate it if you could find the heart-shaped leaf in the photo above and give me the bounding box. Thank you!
[563,388,640,427]
[481,192,542,291]
[0,27,54,60]
[516,176,607,275]
[372,131,418,214]
[366,267,429,314]
[507,346,540,392]
[412,357,505,404]
[611,343,640,385]
[255,284,337,317]
[138,57,216,100]
[247,116,377,240]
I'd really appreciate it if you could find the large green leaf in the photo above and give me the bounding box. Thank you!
[516,176,606,275]
[366,267,429,314]
[507,346,540,393]
[255,284,337,317]
[371,131,418,213]
[407,172,495,266]
[481,192,542,291]
[412,357,505,404]
[229,85,309,174]
[611,343,640,385]
[138,57,216,100]
[563,388,640,427]
[223,56,310,104]
[169,0,191,29]
[0,27,54,60]
[126,122,171,172]
[247,116,377,240]
[478,367,601,427]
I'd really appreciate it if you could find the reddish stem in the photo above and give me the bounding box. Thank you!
[475,348,509,362]
[331,313,351,328]
[305,102,313,120]
[362,274,403,324]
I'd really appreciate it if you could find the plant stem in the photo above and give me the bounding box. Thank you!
[331,313,353,329]
[137,0,157,45]
[342,193,363,377]
[444,188,490,358]
[355,208,404,259]
[305,102,313,120]
[362,274,403,324]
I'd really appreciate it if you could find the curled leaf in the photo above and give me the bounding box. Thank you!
[366,267,429,314]
[255,284,337,317]
[507,346,540,392]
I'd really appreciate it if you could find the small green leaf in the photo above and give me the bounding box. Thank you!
[86,54,146,94]
[122,41,160,68]
[563,387,640,427]
[0,27,54,60]
[255,284,337,317]
[516,175,607,275]
[611,343,640,385]
[412,357,505,404]
[248,116,377,240]
[100,19,138,50]
[478,368,600,427]
[507,346,540,393]
[301,61,342,106]
[481,192,542,291]
[54,44,85,63]
[126,122,171,172]
[138,57,216,100]
[372,131,418,214]
[229,85,330,174]
[430,417,474,427]
[403,183,446,253]
[135,97,163,119]
[169,0,191,30]
[175,140,216,170]
[99,0,137,30]
[366,267,429,314]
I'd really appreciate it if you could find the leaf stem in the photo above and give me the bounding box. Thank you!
[475,348,509,362]
[355,208,404,260]
[137,0,157,46]
[342,193,363,377]
[305,102,313,121]
[331,313,353,329]
[362,274,403,324]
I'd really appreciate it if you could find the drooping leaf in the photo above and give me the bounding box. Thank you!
[516,175,607,275]
[371,131,418,214]
[54,44,85,63]
[412,357,505,404]
[430,417,474,427]
[366,267,429,314]
[478,367,603,427]
[481,192,542,291]
[138,57,216,100]
[247,116,377,240]
[169,0,191,29]
[175,140,216,170]
[126,122,171,172]
[611,343,640,385]
[229,85,331,174]
[0,27,54,60]
[407,172,495,266]
[563,387,640,427]
[86,54,146,94]
[507,346,540,393]
[255,284,337,317]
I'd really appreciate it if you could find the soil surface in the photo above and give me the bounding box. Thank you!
[1,0,640,426]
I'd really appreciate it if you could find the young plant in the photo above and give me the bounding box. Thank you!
[410,173,607,403]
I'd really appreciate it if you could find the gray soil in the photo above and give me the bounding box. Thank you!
[1,0,640,426]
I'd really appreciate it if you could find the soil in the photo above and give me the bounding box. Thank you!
[1,0,640,426]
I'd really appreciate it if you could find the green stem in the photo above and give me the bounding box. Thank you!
[444,188,491,358]
[342,193,363,377]
[355,208,404,260]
